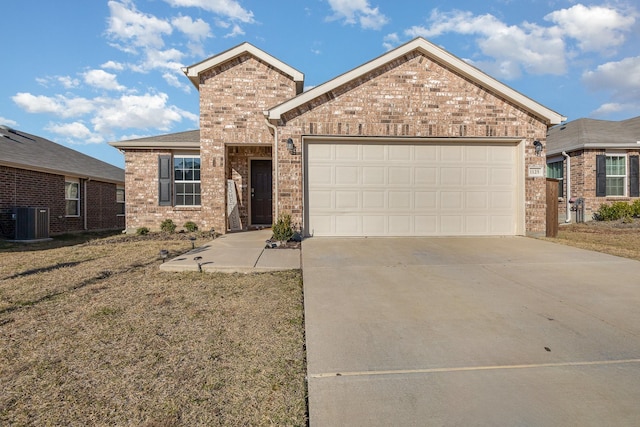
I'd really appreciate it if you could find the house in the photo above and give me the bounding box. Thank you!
[0,126,125,239]
[111,37,565,237]
[546,115,640,223]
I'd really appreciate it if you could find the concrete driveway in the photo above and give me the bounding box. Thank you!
[302,237,640,426]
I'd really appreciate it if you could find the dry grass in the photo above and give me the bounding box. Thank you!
[0,232,307,426]
[542,220,640,261]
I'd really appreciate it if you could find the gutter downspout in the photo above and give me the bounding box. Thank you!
[264,117,279,221]
[562,151,571,223]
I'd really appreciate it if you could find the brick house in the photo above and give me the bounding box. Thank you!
[0,126,125,239]
[112,37,565,236]
[546,115,640,223]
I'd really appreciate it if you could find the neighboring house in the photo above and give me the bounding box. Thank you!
[0,126,125,239]
[546,115,640,223]
[112,37,565,237]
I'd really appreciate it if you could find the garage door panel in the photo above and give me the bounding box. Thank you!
[362,167,385,185]
[362,144,385,160]
[441,167,463,186]
[415,192,437,209]
[335,216,360,235]
[335,144,359,160]
[389,191,411,209]
[336,191,359,209]
[336,166,359,184]
[389,145,411,160]
[388,216,411,234]
[306,141,519,236]
[389,167,411,185]
[308,190,333,209]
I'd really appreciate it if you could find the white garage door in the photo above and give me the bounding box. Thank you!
[305,140,522,236]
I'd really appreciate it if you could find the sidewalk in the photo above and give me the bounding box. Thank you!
[159,229,300,273]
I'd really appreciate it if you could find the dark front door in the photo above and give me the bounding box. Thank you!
[251,159,273,225]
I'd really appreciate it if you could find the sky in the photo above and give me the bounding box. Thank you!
[1,0,638,168]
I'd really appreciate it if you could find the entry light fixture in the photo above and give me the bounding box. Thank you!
[533,140,543,156]
[287,138,296,155]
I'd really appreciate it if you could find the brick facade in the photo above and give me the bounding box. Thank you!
[0,165,124,238]
[119,40,561,236]
[555,149,640,222]
[274,51,549,234]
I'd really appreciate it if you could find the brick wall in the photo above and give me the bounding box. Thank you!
[274,51,549,234]
[556,149,640,223]
[198,53,299,233]
[0,165,123,237]
[123,149,211,232]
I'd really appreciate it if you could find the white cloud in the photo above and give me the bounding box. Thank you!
[583,56,640,95]
[163,0,254,23]
[223,23,244,38]
[0,117,18,127]
[590,102,639,117]
[45,121,104,144]
[12,93,95,118]
[405,9,567,79]
[326,0,388,30]
[102,60,125,71]
[172,15,211,41]
[106,0,173,51]
[545,4,636,54]
[396,4,637,80]
[163,72,192,93]
[35,75,80,89]
[583,56,640,117]
[383,32,400,50]
[91,93,196,133]
[83,69,126,91]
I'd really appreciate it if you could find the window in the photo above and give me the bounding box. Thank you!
[606,155,626,196]
[116,187,125,215]
[65,179,80,216]
[173,156,201,206]
[547,160,564,198]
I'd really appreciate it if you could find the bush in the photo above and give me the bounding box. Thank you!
[160,219,177,233]
[184,221,198,232]
[594,201,633,221]
[632,200,640,218]
[136,227,150,235]
[272,214,295,242]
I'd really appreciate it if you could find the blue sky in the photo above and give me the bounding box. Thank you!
[1,0,638,168]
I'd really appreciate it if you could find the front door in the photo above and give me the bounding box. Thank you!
[250,159,273,225]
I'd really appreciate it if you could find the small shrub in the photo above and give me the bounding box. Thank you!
[160,219,177,233]
[136,227,150,235]
[632,199,640,218]
[272,214,295,242]
[184,221,198,232]
[594,202,633,221]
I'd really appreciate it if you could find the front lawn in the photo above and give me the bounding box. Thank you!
[0,232,307,426]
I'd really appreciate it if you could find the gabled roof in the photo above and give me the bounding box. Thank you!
[547,116,640,155]
[110,130,200,149]
[266,37,566,126]
[0,126,124,184]
[182,42,304,93]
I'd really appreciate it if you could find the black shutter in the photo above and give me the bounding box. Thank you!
[158,155,172,206]
[596,155,606,197]
[630,156,639,197]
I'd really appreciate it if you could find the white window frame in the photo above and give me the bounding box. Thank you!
[65,178,80,217]
[173,155,201,207]
[606,153,627,197]
[116,186,125,216]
